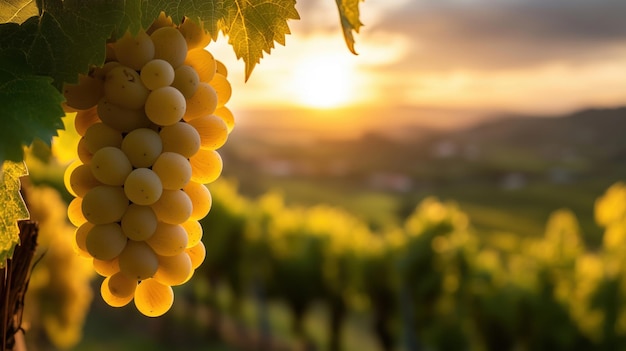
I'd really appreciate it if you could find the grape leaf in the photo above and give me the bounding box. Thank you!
[335,0,363,54]
[148,0,300,81]
[0,0,38,24]
[0,49,65,163]
[0,161,29,268]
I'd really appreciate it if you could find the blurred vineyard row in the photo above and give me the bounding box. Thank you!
[20,164,626,351]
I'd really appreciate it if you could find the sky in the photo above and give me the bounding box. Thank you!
[208,0,626,137]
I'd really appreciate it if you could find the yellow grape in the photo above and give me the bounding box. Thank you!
[183,181,212,221]
[181,220,203,248]
[189,149,223,184]
[209,73,232,107]
[134,279,174,317]
[150,26,188,68]
[67,197,87,227]
[90,146,133,186]
[171,65,199,99]
[121,204,158,241]
[141,59,175,90]
[97,98,152,133]
[114,29,155,70]
[124,168,163,206]
[104,66,149,110]
[100,273,135,307]
[81,186,129,224]
[214,106,235,133]
[63,74,104,110]
[77,137,93,163]
[215,60,228,78]
[74,106,100,136]
[63,159,82,197]
[121,128,163,168]
[84,122,123,154]
[187,114,228,150]
[69,163,102,197]
[146,222,188,256]
[145,86,186,126]
[118,240,159,280]
[151,189,193,225]
[178,17,211,50]
[159,122,201,158]
[93,257,120,277]
[86,223,128,260]
[153,252,193,286]
[186,241,206,269]
[183,82,218,122]
[152,152,192,190]
[184,48,216,83]
[74,222,94,258]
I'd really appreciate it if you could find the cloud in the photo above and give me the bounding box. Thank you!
[373,0,626,71]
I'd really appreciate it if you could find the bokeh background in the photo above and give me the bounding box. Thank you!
[20,0,626,350]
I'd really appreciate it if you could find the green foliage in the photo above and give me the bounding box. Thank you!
[0,161,29,267]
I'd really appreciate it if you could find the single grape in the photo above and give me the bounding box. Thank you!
[146,222,188,256]
[209,73,232,107]
[121,204,158,241]
[114,29,155,71]
[215,60,228,78]
[121,128,163,168]
[101,273,135,307]
[185,241,206,269]
[152,152,192,190]
[153,252,193,286]
[145,86,186,126]
[68,197,87,227]
[141,59,175,90]
[74,106,101,136]
[183,82,218,121]
[124,168,163,206]
[104,66,149,109]
[82,186,129,224]
[171,65,200,99]
[187,114,229,150]
[90,146,133,186]
[150,26,188,68]
[181,220,203,248]
[178,17,211,50]
[85,223,127,260]
[119,240,159,280]
[214,106,235,133]
[84,122,123,154]
[151,189,193,225]
[74,222,94,258]
[184,48,216,83]
[134,279,174,317]
[183,181,212,221]
[159,122,201,158]
[189,149,223,184]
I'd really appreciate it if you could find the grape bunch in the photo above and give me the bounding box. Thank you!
[62,14,233,317]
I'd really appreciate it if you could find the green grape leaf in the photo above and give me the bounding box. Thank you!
[0,49,65,163]
[335,0,363,54]
[150,0,300,81]
[0,0,39,24]
[0,161,29,268]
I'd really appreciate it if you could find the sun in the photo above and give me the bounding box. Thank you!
[290,54,356,109]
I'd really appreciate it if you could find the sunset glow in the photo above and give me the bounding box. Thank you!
[290,55,355,109]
